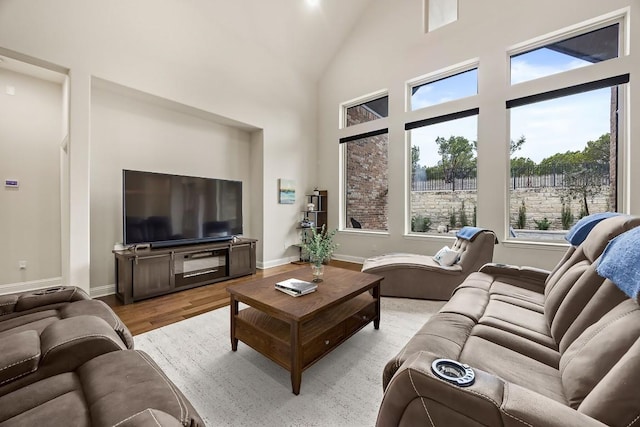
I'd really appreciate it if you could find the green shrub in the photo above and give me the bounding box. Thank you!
[411,215,432,232]
[517,200,527,229]
[459,201,469,227]
[533,217,551,230]
[472,204,477,227]
[449,209,457,228]
[561,203,574,230]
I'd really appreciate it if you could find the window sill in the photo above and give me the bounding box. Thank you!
[339,229,390,237]
[502,239,569,252]
[402,233,457,242]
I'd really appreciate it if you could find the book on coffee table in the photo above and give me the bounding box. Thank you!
[275,278,317,296]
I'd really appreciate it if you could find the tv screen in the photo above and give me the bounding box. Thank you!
[123,170,243,247]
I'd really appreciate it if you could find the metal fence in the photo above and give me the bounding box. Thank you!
[411,162,610,192]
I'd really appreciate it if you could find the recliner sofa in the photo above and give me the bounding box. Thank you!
[0,286,204,426]
[377,215,640,427]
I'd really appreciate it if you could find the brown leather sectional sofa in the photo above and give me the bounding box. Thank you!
[377,215,640,426]
[0,286,204,426]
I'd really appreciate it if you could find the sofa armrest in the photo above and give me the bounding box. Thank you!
[40,315,127,371]
[0,286,90,315]
[377,351,606,427]
[479,263,550,293]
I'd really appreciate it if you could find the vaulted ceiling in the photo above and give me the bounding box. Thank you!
[0,0,375,82]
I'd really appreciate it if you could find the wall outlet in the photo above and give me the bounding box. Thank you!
[18,260,27,269]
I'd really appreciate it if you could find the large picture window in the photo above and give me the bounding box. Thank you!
[408,111,478,235]
[508,81,625,241]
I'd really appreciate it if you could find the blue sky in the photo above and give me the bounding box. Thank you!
[411,48,613,167]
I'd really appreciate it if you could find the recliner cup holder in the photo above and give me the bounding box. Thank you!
[33,286,64,296]
[431,358,475,387]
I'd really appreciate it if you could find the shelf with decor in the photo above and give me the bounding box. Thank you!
[295,190,327,262]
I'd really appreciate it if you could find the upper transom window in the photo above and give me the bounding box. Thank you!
[411,68,478,111]
[510,23,619,85]
[344,96,389,127]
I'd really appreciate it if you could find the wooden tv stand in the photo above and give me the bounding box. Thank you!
[113,238,257,304]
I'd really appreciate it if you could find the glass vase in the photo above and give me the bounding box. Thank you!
[311,262,324,283]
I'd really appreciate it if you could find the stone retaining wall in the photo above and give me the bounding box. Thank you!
[411,187,611,231]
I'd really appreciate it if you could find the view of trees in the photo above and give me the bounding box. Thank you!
[412,133,612,217]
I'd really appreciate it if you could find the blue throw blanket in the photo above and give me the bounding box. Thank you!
[456,226,488,241]
[565,212,622,245]
[596,226,640,300]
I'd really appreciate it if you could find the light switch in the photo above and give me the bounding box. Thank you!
[5,179,19,188]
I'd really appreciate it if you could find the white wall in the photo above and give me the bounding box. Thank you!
[319,0,640,269]
[89,82,254,293]
[0,69,62,288]
[0,0,318,292]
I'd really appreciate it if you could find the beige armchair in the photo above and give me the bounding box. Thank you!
[361,228,496,300]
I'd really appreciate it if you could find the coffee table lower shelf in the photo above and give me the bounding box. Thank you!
[233,293,377,393]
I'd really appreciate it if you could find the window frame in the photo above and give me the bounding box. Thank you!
[504,12,629,244]
[339,90,390,233]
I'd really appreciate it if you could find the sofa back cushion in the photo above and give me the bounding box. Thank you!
[453,230,496,272]
[544,216,640,346]
[559,298,640,426]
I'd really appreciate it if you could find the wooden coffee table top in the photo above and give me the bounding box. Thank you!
[227,265,383,323]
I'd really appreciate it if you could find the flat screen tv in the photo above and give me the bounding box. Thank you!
[123,170,243,248]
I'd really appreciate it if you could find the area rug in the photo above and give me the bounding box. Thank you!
[134,297,445,427]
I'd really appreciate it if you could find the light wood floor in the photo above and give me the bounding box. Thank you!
[98,260,362,336]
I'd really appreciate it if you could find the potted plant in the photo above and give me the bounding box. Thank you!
[301,225,338,282]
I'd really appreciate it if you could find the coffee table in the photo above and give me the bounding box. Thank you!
[227,265,383,394]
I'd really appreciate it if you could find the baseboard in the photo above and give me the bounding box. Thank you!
[258,255,299,270]
[332,253,366,265]
[0,277,63,296]
[90,284,116,298]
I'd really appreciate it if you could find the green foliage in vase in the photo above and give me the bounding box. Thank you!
[302,225,338,265]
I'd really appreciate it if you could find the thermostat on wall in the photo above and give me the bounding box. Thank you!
[4,179,19,188]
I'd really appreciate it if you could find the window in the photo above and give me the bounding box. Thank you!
[342,131,389,231]
[344,96,388,127]
[511,24,619,85]
[411,68,478,110]
[508,82,624,241]
[341,93,389,231]
[425,0,458,32]
[507,18,626,242]
[408,111,478,235]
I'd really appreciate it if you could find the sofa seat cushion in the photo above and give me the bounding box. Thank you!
[460,335,565,403]
[0,330,40,387]
[0,372,90,426]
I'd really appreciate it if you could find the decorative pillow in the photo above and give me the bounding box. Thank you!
[433,246,459,266]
